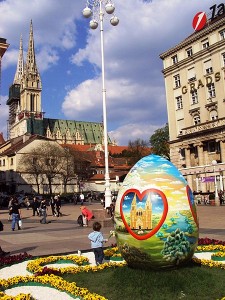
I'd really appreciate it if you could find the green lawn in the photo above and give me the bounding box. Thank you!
[63,262,225,300]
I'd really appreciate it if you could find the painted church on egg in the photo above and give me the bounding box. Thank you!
[130,193,152,230]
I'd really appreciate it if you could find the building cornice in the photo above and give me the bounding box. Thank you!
[160,15,225,60]
[162,39,225,76]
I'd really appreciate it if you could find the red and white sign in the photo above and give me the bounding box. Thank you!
[192,12,207,31]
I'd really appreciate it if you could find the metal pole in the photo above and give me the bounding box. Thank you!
[99,1,111,208]
[214,165,220,206]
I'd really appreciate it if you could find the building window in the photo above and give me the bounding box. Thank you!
[208,141,217,153]
[219,29,225,40]
[172,54,178,64]
[3,159,5,166]
[174,74,181,88]
[204,59,213,74]
[186,47,193,57]
[30,94,35,112]
[208,83,216,98]
[32,157,37,165]
[10,158,13,165]
[179,148,185,159]
[176,96,183,110]
[206,67,213,74]
[210,110,218,120]
[202,39,209,49]
[221,53,225,67]
[193,115,201,125]
[187,67,196,81]
[0,160,1,167]
[191,90,198,104]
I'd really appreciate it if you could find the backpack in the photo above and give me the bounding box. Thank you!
[77,215,83,226]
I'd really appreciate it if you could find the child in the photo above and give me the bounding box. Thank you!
[88,222,108,265]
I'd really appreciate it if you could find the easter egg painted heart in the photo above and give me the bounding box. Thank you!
[120,188,168,240]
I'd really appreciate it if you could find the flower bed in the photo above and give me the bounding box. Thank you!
[0,253,32,268]
[211,252,225,261]
[0,253,126,300]
[104,247,124,262]
[1,238,225,300]
[193,238,225,270]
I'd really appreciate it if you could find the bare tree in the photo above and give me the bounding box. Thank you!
[18,149,43,194]
[126,139,151,166]
[18,141,75,195]
[60,147,78,194]
[37,143,66,195]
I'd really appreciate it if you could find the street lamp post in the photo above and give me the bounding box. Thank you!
[212,160,220,206]
[82,1,119,209]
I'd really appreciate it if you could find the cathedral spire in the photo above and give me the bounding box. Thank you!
[25,20,39,75]
[13,35,24,84]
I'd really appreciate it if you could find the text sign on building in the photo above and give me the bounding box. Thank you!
[192,3,225,31]
[201,176,215,183]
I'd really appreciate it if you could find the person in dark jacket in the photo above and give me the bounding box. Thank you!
[32,197,40,216]
[55,196,62,217]
[50,196,56,216]
[39,199,48,224]
[10,198,22,231]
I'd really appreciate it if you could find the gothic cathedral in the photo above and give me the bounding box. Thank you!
[130,193,152,230]
[7,21,110,146]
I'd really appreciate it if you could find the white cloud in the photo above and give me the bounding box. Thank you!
[0,0,216,146]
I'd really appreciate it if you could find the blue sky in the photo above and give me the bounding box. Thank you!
[0,0,217,145]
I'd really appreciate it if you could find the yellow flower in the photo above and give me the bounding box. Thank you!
[0,252,126,300]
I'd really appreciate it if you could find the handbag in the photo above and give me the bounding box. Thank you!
[18,219,22,228]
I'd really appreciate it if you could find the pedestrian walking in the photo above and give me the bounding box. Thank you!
[73,193,78,205]
[88,221,108,265]
[24,196,30,210]
[80,192,84,205]
[31,197,40,216]
[8,197,13,221]
[10,198,22,231]
[56,196,62,217]
[50,196,56,216]
[39,199,48,224]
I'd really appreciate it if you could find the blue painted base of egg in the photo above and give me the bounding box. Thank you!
[114,154,199,269]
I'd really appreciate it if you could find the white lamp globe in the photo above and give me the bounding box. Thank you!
[82,7,92,18]
[105,3,115,14]
[110,16,119,26]
[90,19,98,29]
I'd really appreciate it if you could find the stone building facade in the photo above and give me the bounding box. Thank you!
[160,10,225,194]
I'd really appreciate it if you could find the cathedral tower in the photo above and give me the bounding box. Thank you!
[7,35,23,134]
[8,20,43,139]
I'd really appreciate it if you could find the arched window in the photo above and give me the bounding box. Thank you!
[30,94,35,112]
[210,109,218,121]
[193,114,201,125]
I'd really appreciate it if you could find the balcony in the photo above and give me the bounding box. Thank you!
[179,117,225,137]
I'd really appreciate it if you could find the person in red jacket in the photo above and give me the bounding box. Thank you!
[80,206,94,227]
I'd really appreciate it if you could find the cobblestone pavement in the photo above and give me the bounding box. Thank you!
[0,201,115,256]
[0,202,224,256]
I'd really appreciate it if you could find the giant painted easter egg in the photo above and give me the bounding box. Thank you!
[114,154,199,269]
